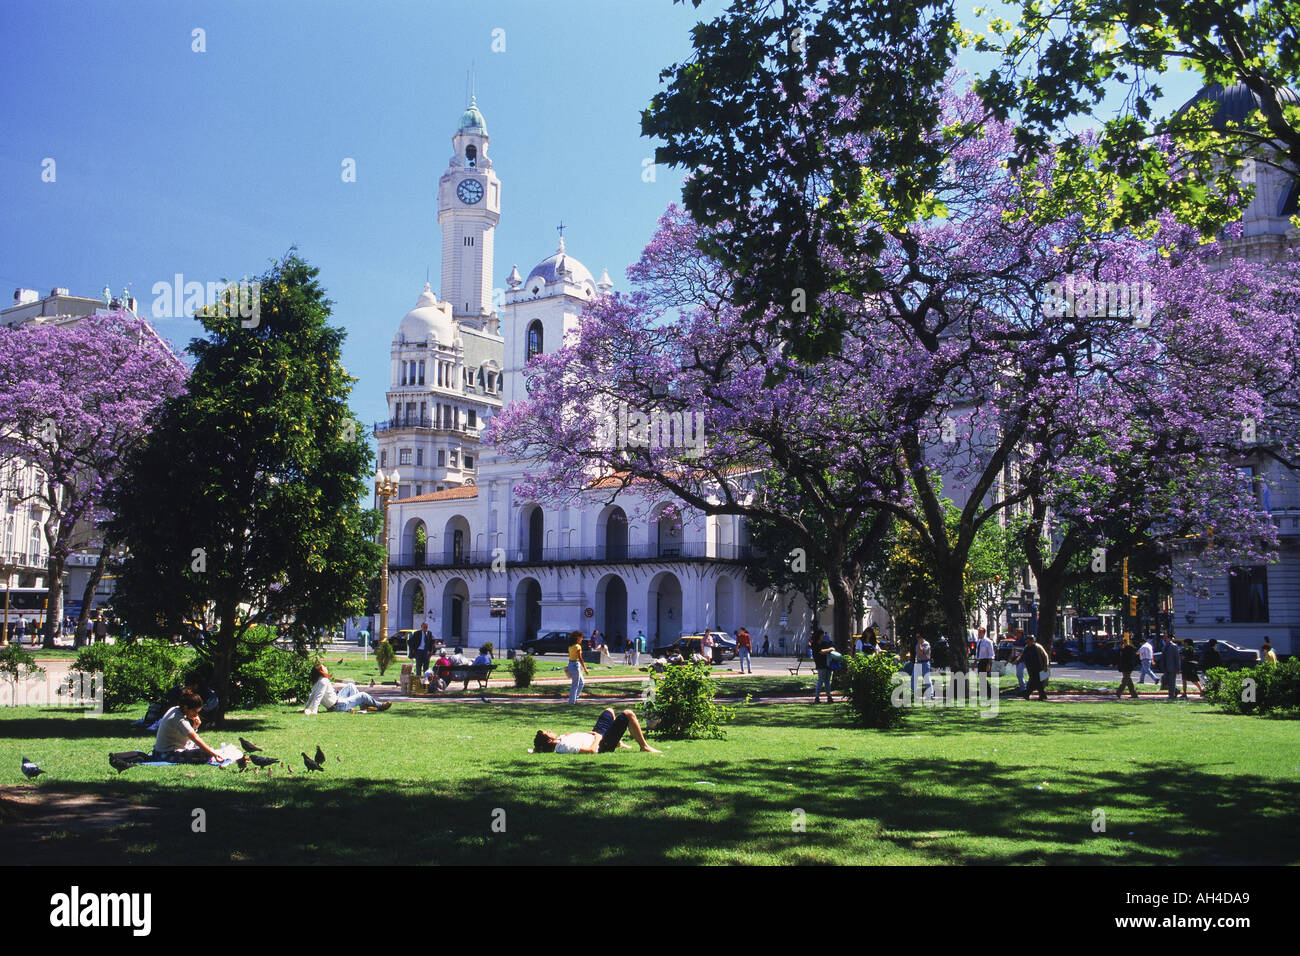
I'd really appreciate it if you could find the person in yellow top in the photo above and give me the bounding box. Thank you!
[567,630,589,704]
[1261,640,1278,663]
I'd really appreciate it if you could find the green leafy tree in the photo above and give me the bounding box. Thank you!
[108,254,383,723]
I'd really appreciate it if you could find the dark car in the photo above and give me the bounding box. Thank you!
[996,639,1020,662]
[521,631,589,655]
[1193,640,1260,671]
[1050,638,1078,664]
[387,629,416,652]
[651,635,717,663]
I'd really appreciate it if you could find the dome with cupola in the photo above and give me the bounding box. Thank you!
[459,95,488,135]
[1177,80,1299,129]
[395,283,456,345]
[524,237,595,289]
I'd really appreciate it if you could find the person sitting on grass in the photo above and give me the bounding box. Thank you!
[152,688,227,763]
[303,663,391,714]
[530,708,663,754]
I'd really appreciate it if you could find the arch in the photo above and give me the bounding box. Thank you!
[443,514,471,565]
[399,578,426,631]
[441,577,470,644]
[401,516,428,566]
[650,503,683,557]
[598,504,628,559]
[647,571,683,644]
[515,577,542,645]
[595,573,628,646]
[519,504,544,562]
[714,576,735,634]
[526,320,544,361]
[465,144,477,168]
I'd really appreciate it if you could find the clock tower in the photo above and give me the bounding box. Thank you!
[437,95,501,323]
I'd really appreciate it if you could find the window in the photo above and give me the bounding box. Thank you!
[1229,566,1269,623]
[416,448,424,466]
[418,361,425,385]
[465,456,474,469]
[400,361,407,386]
[450,451,459,466]
[380,450,387,468]
[467,410,477,428]
[399,448,412,466]
[463,236,474,246]
[29,525,40,565]
[466,145,477,168]
[415,484,422,497]
[405,402,416,425]
[438,450,446,467]
[526,320,543,361]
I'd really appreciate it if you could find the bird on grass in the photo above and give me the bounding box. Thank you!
[21,756,44,779]
[236,755,250,772]
[249,754,277,768]
[238,737,262,753]
[285,763,293,774]
[335,756,342,763]
[302,752,323,772]
[369,680,375,688]
[314,745,325,766]
[109,754,135,774]
[336,658,343,664]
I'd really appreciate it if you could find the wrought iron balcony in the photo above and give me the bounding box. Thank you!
[387,541,753,569]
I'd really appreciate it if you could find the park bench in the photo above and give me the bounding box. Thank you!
[430,662,498,692]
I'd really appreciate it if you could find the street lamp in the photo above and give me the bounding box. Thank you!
[375,469,400,642]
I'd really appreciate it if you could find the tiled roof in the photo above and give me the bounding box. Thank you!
[395,485,479,503]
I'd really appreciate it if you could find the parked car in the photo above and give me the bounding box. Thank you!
[521,631,590,655]
[705,631,738,661]
[385,629,416,652]
[996,639,1021,662]
[1193,640,1260,671]
[651,635,717,663]
[1050,638,1078,663]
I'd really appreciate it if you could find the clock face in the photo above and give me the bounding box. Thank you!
[457,179,484,205]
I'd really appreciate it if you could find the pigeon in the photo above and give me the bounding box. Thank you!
[369,680,375,688]
[249,754,277,768]
[314,745,325,766]
[238,737,263,753]
[109,754,135,774]
[20,756,44,779]
[302,752,323,772]
[336,658,343,664]
[335,756,342,763]
[236,755,250,772]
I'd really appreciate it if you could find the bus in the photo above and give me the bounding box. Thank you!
[2,587,49,632]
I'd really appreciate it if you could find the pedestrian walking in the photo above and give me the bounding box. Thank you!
[761,635,770,657]
[632,629,644,667]
[910,633,934,702]
[1021,635,1050,701]
[1116,635,1139,699]
[974,627,995,699]
[812,629,835,703]
[737,628,752,673]
[1138,635,1159,684]
[1161,635,1181,700]
[93,614,108,644]
[1202,639,1222,671]
[567,630,589,704]
[1180,639,1203,698]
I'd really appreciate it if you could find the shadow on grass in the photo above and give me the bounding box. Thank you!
[0,712,284,740]
[4,751,1295,866]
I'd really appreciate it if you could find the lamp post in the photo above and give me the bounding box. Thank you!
[375,469,401,642]
[0,552,18,647]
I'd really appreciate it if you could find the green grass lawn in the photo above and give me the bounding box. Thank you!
[2,696,1297,865]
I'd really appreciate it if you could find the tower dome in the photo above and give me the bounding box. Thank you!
[1177,81,1299,130]
[459,95,488,135]
[525,237,595,289]
[395,283,456,345]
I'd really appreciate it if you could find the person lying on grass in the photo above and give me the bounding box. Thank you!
[303,663,392,714]
[530,708,662,754]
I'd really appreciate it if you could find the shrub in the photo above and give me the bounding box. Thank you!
[72,640,192,711]
[374,638,395,675]
[0,644,45,685]
[641,662,735,739]
[842,651,906,728]
[219,636,315,709]
[1205,660,1300,716]
[509,652,537,688]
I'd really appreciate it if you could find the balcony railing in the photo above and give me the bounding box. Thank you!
[388,541,754,568]
[374,417,479,435]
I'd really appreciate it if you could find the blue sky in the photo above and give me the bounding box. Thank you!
[0,0,1206,441]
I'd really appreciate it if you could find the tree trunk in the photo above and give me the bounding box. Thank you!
[75,543,113,647]
[937,560,970,672]
[208,605,238,726]
[42,556,66,649]
[1036,576,1065,660]
[827,571,857,651]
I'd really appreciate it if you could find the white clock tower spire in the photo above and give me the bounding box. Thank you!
[437,95,501,322]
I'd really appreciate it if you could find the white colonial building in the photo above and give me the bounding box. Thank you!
[378,99,818,652]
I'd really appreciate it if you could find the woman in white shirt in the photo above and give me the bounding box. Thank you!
[302,663,391,714]
[152,688,225,763]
